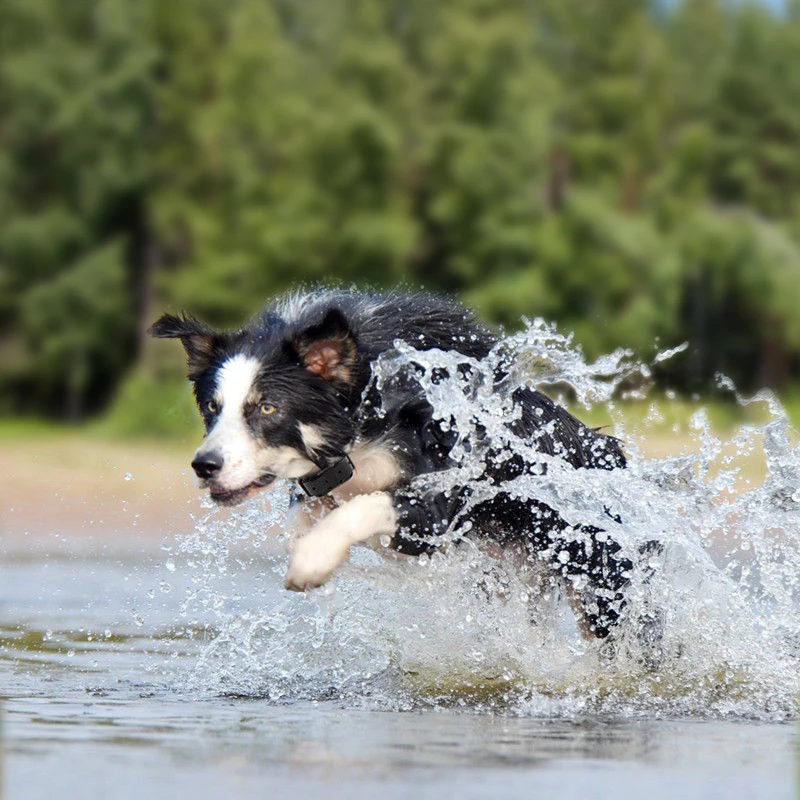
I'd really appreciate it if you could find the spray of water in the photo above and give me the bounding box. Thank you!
[173,320,800,720]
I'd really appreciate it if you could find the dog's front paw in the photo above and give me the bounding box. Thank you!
[284,531,348,592]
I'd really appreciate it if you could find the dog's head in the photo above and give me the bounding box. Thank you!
[148,308,358,505]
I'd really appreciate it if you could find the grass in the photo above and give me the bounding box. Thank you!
[95,370,203,440]
[0,416,77,441]
[0,375,202,446]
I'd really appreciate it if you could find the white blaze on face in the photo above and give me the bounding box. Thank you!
[195,353,317,490]
[195,354,262,489]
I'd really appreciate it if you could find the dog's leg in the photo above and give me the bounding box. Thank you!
[285,492,397,591]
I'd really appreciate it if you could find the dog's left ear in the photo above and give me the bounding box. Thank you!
[289,308,358,384]
[147,313,221,381]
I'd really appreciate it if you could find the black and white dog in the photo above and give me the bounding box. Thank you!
[150,290,632,639]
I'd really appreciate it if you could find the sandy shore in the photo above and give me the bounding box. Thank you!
[1,434,205,545]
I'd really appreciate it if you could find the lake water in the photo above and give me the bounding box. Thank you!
[1,535,796,800]
[4,326,800,798]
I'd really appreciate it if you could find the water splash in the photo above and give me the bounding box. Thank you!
[173,320,800,720]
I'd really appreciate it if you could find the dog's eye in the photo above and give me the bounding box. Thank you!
[259,402,277,417]
[205,400,218,415]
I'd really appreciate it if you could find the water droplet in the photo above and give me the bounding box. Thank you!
[123,472,133,482]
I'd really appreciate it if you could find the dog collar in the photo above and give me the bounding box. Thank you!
[298,456,354,497]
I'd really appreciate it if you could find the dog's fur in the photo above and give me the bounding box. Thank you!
[150,290,632,638]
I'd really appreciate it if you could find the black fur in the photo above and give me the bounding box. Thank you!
[150,289,631,638]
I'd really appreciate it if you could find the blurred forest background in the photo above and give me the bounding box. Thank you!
[3,0,800,434]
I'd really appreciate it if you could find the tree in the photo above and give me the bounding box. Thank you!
[0,0,155,417]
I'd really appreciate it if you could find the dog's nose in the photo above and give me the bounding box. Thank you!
[192,452,223,480]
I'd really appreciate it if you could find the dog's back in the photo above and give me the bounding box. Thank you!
[266,291,632,638]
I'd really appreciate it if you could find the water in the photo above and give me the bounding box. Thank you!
[2,319,799,797]
[2,541,797,799]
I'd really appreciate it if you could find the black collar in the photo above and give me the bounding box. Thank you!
[298,456,355,497]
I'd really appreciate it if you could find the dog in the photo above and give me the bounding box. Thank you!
[149,289,632,639]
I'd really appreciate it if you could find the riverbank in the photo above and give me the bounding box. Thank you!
[0,397,786,548]
[0,431,202,545]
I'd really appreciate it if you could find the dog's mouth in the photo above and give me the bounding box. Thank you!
[207,474,276,506]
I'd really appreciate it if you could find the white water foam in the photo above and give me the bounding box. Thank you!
[172,320,800,720]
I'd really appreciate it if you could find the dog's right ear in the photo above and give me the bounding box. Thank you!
[148,313,219,380]
[287,308,358,385]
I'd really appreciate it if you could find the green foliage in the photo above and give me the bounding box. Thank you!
[0,0,154,418]
[20,242,133,418]
[98,369,201,439]
[3,0,800,430]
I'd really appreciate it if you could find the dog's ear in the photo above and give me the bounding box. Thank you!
[288,308,358,384]
[148,313,220,380]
